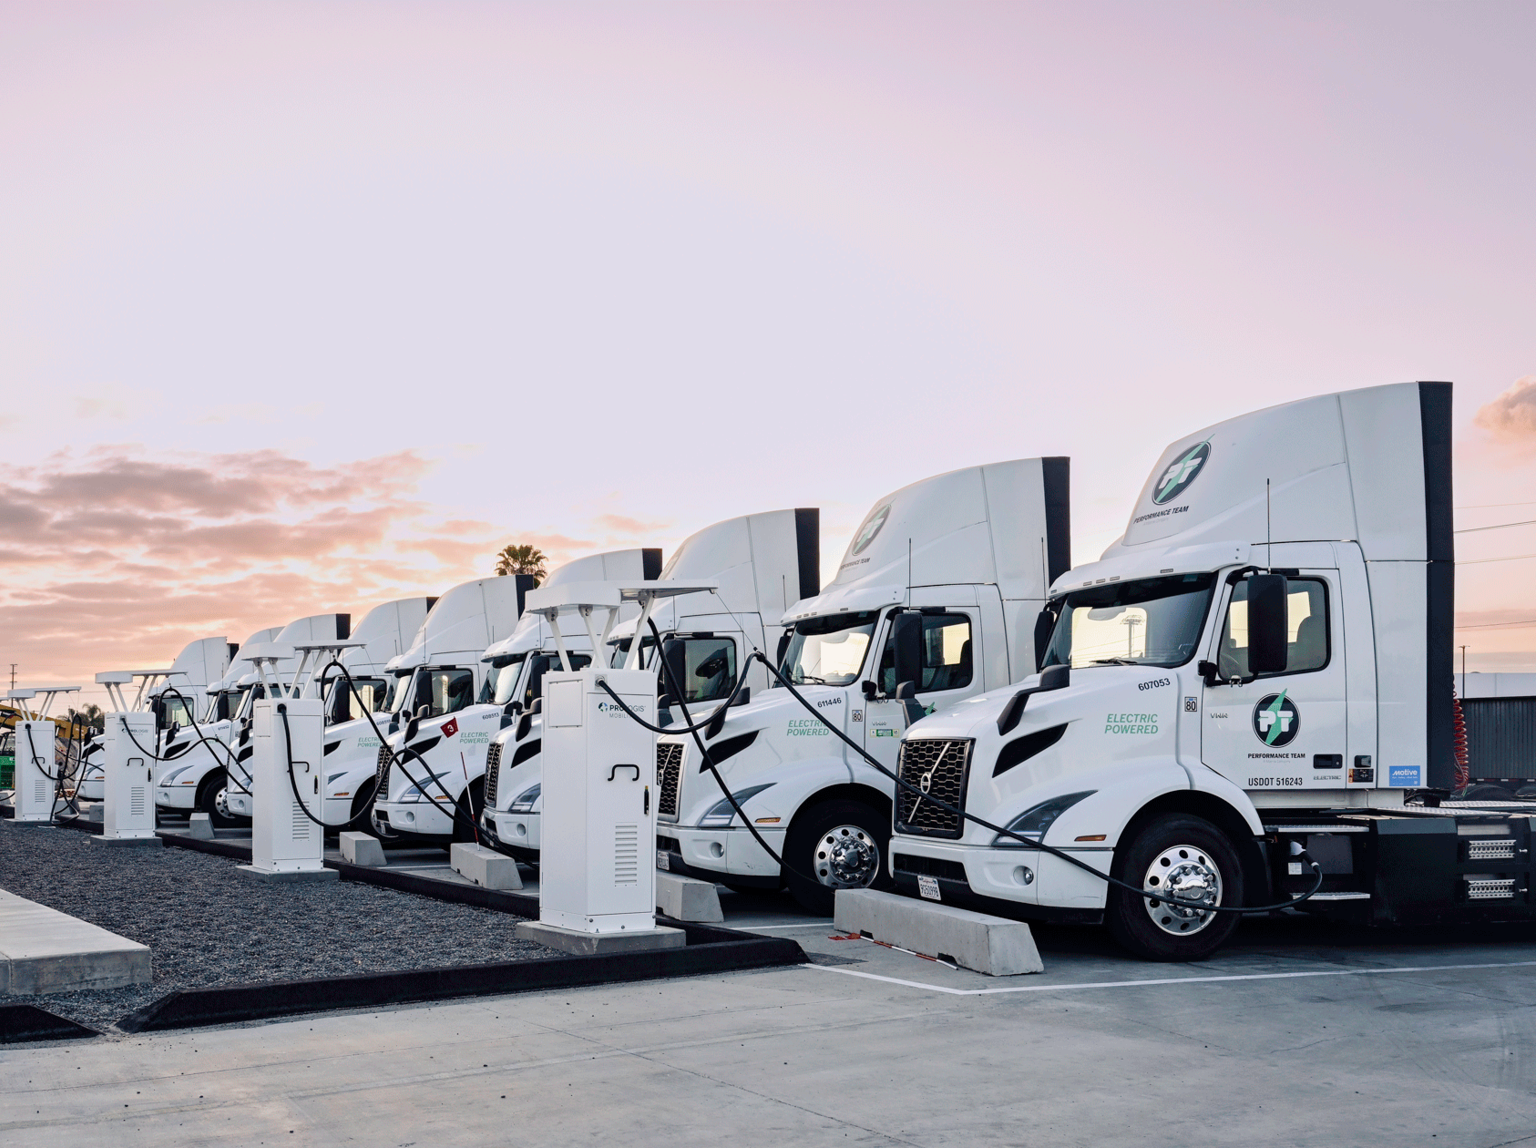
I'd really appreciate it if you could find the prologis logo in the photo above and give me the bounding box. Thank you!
[1152,441,1210,505]
[1252,691,1299,747]
[850,504,892,556]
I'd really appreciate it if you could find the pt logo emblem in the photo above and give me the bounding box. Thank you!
[1252,692,1299,747]
[441,717,459,739]
[1153,441,1211,505]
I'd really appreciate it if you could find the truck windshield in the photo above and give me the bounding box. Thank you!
[781,611,879,686]
[661,637,738,703]
[484,654,527,706]
[385,671,417,714]
[1041,573,1216,669]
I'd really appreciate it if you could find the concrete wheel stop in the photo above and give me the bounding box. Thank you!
[834,888,1044,976]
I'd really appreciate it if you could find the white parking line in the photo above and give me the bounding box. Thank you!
[808,958,1536,996]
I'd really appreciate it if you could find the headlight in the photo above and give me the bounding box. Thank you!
[993,790,1096,847]
[699,784,774,828]
[509,783,541,813]
[160,765,193,784]
[401,771,452,802]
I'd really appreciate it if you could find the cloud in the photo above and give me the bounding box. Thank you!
[1474,375,1536,446]
[0,446,502,692]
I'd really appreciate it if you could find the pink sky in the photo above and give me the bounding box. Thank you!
[3,2,1534,707]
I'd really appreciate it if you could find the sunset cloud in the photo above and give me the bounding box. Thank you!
[1474,376,1536,448]
[0,447,501,692]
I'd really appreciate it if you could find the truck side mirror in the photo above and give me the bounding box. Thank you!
[892,612,924,696]
[1246,573,1289,676]
[894,680,925,727]
[996,664,1071,735]
[775,630,792,669]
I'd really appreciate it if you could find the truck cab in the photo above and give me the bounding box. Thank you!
[888,382,1499,961]
[482,511,817,862]
[369,577,533,841]
[656,460,1070,913]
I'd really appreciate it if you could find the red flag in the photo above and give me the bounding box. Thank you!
[442,717,459,739]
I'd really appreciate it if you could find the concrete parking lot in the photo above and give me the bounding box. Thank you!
[5,902,1536,1147]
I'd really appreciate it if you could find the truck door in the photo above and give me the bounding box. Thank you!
[865,603,983,774]
[1200,571,1349,793]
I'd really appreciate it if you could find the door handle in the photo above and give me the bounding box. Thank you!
[608,763,641,781]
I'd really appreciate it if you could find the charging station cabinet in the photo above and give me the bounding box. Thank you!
[101,712,157,838]
[249,697,326,874]
[12,719,58,823]
[539,667,659,933]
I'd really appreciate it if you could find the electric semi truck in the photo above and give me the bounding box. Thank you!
[480,510,819,861]
[77,638,235,802]
[655,461,1070,913]
[885,381,1512,961]
[152,619,342,825]
[381,548,665,848]
[367,576,533,841]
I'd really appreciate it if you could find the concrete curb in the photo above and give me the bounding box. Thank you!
[0,1003,101,1044]
[116,931,805,1032]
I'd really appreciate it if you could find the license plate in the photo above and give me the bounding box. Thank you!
[917,875,941,901]
[656,849,669,871]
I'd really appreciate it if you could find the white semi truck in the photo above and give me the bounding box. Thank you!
[76,638,235,802]
[884,381,1511,961]
[154,617,347,824]
[222,601,434,826]
[654,462,1071,913]
[378,548,665,847]
[366,576,534,841]
[479,510,820,861]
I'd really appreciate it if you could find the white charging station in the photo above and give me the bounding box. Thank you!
[99,710,159,841]
[520,580,714,949]
[7,686,81,823]
[236,644,336,881]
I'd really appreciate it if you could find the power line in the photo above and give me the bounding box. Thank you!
[1460,553,1536,565]
[1456,500,1536,510]
[1455,518,1536,534]
[1455,619,1536,630]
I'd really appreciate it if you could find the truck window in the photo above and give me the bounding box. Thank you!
[662,637,738,704]
[1042,573,1216,669]
[782,611,880,686]
[423,669,476,717]
[1217,578,1329,679]
[325,676,386,723]
[609,637,655,670]
[878,614,974,694]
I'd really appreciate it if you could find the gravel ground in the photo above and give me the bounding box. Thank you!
[0,822,556,1032]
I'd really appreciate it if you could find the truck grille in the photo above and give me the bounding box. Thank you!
[484,741,502,807]
[375,745,391,795]
[1465,838,1517,861]
[1464,877,1518,901]
[894,738,974,839]
[656,742,684,819]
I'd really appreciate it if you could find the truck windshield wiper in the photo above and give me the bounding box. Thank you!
[1091,657,1139,666]
[793,675,832,685]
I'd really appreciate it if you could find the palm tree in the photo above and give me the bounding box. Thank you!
[494,543,548,586]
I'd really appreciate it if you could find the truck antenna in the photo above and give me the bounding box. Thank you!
[907,539,913,607]
[1265,478,1272,569]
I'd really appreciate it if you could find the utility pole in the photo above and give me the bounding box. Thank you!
[8,664,14,692]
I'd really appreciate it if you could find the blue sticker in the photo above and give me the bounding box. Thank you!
[1388,766,1421,787]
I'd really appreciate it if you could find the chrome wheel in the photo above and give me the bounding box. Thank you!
[814,824,880,889]
[1142,843,1222,936]
[214,787,232,818]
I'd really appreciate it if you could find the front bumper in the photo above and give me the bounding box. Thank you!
[661,823,785,883]
[887,836,1113,923]
[486,809,541,853]
[154,785,198,811]
[225,789,251,817]
[374,797,455,838]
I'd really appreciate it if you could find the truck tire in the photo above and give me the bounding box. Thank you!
[196,769,243,829]
[1106,814,1243,962]
[784,798,893,916]
[349,778,378,826]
